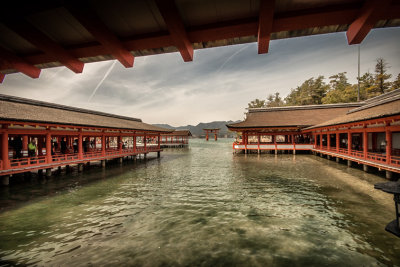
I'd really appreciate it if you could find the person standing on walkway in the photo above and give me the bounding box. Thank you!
[28,140,37,157]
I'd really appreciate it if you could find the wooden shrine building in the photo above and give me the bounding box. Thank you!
[0,94,171,185]
[227,103,360,154]
[227,89,400,177]
[161,130,192,148]
[204,129,220,141]
[304,90,400,178]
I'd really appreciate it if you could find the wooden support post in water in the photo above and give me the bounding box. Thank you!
[386,170,393,180]
[46,168,52,177]
[363,164,369,172]
[101,160,106,168]
[78,163,84,172]
[1,175,10,186]
[347,160,352,167]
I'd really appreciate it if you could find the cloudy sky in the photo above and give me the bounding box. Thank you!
[1,27,399,126]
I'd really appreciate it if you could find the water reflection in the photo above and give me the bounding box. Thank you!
[0,139,399,266]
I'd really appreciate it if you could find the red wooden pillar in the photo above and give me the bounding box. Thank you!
[144,134,147,151]
[22,135,28,151]
[78,130,83,160]
[46,131,52,163]
[348,132,352,155]
[215,131,217,141]
[101,134,106,156]
[319,134,323,148]
[158,134,161,149]
[314,132,317,148]
[292,134,295,151]
[336,133,339,152]
[363,130,368,159]
[327,133,331,151]
[118,135,122,152]
[206,131,209,141]
[133,135,137,153]
[386,129,392,164]
[1,126,10,170]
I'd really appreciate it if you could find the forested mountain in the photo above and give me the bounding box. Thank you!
[248,58,400,108]
[153,121,239,138]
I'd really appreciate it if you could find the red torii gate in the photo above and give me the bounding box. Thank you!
[204,129,220,141]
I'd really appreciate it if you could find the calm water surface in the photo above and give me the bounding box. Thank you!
[0,139,399,266]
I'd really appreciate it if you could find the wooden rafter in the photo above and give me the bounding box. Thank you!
[4,20,84,73]
[0,47,40,78]
[0,2,399,76]
[258,0,275,54]
[155,0,193,62]
[346,0,392,45]
[66,3,134,68]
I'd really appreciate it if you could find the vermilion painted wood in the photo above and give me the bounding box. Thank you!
[0,73,4,83]
[0,47,41,78]
[6,2,398,73]
[346,0,392,45]
[155,0,193,62]
[0,121,163,175]
[66,3,134,68]
[258,0,275,54]
[4,20,84,73]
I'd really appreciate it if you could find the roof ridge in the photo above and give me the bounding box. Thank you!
[248,102,362,113]
[347,89,400,114]
[0,94,142,122]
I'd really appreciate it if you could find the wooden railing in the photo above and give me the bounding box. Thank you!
[316,146,400,168]
[1,146,161,172]
[9,156,47,169]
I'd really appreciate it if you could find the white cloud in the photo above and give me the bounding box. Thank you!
[1,27,399,126]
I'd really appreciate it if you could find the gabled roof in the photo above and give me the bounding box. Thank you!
[0,94,171,132]
[227,103,361,130]
[1,0,399,81]
[162,130,192,136]
[306,89,400,129]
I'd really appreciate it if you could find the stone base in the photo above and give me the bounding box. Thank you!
[363,164,369,172]
[386,170,393,180]
[347,160,352,167]
[336,157,340,163]
[46,168,52,177]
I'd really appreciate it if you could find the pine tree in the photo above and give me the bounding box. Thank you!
[391,73,400,90]
[373,58,392,94]
[285,76,328,105]
[266,92,284,107]
[322,72,352,103]
[248,99,266,108]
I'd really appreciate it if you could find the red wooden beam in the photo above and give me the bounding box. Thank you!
[4,3,400,72]
[0,73,4,83]
[4,21,84,73]
[0,47,41,78]
[66,4,134,68]
[155,0,193,62]
[346,0,392,45]
[258,0,275,54]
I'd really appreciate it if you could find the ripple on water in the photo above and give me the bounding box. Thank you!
[0,139,399,266]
